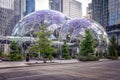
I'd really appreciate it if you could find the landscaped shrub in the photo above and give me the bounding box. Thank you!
[29,53,39,58]
[15,54,23,61]
[79,56,88,61]
[79,55,100,61]
[1,53,9,58]
[98,50,104,58]
[64,55,71,60]
[9,53,22,61]
[0,51,2,57]
[62,42,71,60]
[48,55,54,62]
[71,55,77,59]
[108,35,119,60]
[79,29,98,61]
[107,55,118,60]
[34,53,39,58]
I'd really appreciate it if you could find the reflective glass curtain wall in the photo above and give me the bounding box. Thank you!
[0,0,21,36]
[107,0,120,45]
[92,0,109,29]
[109,0,120,26]
[26,0,35,15]
[49,0,62,11]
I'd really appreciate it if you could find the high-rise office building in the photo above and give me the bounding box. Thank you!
[26,0,35,15]
[49,0,62,11]
[92,0,120,45]
[0,0,21,36]
[21,0,35,19]
[20,0,26,19]
[0,0,35,36]
[49,0,82,19]
[107,0,120,45]
[86,3,92,19]
[92,0,109,29]
[108,0,120,26]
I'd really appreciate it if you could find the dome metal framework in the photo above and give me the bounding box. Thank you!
[58,19,109,46]
[12,10,70,37]
[12,10,109,47]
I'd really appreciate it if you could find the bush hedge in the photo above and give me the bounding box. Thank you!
[79,55,100,61]
[107,56,118,60]
[9,53,23,61]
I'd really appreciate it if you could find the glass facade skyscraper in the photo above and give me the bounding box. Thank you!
[0,0,35,36]
[92,0,120,46]
[0,0,21,36]
[86,3,92,19]
[92,0,109,29]
[49,0,62,11]
[107,0,120,46]
[26,0,35,15]
[109,0,120,26]
[21,0,35,19]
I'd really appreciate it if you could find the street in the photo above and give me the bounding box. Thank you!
[0,60,120,80]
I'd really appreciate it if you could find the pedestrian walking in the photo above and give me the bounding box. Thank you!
[26,53,30,62]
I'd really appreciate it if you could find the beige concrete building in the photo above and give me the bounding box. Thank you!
[49,0,82,18]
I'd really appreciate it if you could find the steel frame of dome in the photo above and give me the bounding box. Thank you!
[12,10,70,37]
[58,19,109,46]
[12,10,109,51]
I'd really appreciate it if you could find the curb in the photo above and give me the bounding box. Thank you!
[0,65,29,69]
[1,59,119,69]
[0,62,79,69]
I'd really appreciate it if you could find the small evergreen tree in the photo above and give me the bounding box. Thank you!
[62,42,71,59]
[9,41,22,61]
[79,29,99,61]
[30,25,56,63]
[9,41,20,54]
[108,35,118,60]
[79,29,96,56]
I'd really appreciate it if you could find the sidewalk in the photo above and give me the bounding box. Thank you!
[0,59,79,69]
[0,58,119,69]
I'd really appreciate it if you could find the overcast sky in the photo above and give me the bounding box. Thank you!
[76,0,91,16]
[35,0,92,17]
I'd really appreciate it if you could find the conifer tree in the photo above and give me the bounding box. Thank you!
[108,35,118,60]
[30,25,56,63]
[62,42,71,59]
[79,29,96,56]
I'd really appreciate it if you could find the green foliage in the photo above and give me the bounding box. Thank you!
[9,53,22,61]
[96,50,104,58]
[8,41,22,61]
[30,25,56,62]
[48,55,54,62]
[108,35,118,60]
[79,29,96,56]
[9,41,20,54]
[118,48,120,56]
[1,53,9,58]
[71,55,77,59]
[62,42,71,60]
[34,53,39,58]
[79,29,98,61]
[0,51,2,57]
[79,55,100,61]
[28,53,39,58]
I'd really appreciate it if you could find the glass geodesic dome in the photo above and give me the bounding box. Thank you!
[12,10,108,47]
[58,18,109,46]
[12,10,70,37]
